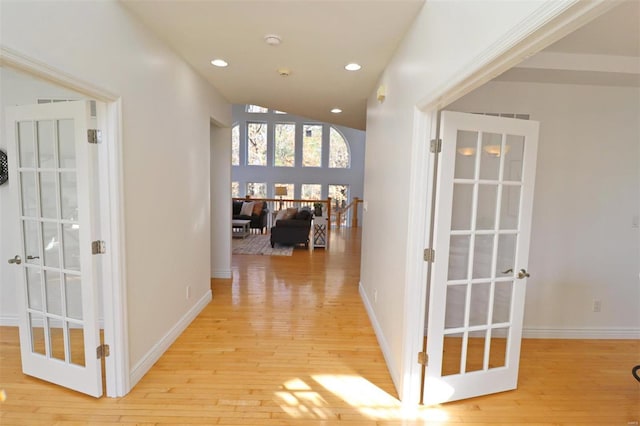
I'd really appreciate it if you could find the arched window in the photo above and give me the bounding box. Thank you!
[329,127,350,168]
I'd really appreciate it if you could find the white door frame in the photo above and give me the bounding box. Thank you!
[399,0,618,404]
[0,46,130,397]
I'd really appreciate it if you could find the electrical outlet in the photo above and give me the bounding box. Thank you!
[593,299,601,313]
[186,286,191,300]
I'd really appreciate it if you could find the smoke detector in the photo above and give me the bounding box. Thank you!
[277,68,291,77]
[264,34,282,46]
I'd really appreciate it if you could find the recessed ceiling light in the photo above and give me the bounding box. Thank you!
[345,63,361,71]
[331,108,342,114]
[264,34,282,46]
[211,59,228,67]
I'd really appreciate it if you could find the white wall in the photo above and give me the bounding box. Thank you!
[449,81,640,336]
[0,67,89,324]
[360,0,551,396]
[231,104,366,205]
[211,123,232,279]
[1,0,231,382]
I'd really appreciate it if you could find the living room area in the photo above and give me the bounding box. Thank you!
[229,103,366,256]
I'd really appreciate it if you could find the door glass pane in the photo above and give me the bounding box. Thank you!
[26,267,43,311]
[500,185,521,230]
[496,234,517,277]
[466,330,486,373]
[469,282,491,326]
[503,135,525,181]
[60,172,78,221]
[451,184,473,230]
[480,132,502,180]
[445,284,467,329]
[493,281,513,323]
[489,328,509,369]
[65,274,83,320]
[48,321,66,361]
[42,222,60,268]
[448,236,470,280]
[39,172,58,219]
[442,332,463,376]
[37,120,56,168]
[20,172,38,217]
[472,235,494,279]
[45,270,63,316]
[29,313,46,355]
[68,324,86,366]
[62,224,80,271]
[57,119,76,168]
[18,121,36,168]
[454,131,477,179]
[23,220,40,265]
[476,185,497,230]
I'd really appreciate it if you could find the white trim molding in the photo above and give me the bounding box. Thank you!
[129,290,213,387]
[523,327,640,340]
[0,315,20,327]
[416,0,618,112]
[358,282,401,392]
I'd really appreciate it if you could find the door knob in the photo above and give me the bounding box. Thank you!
[517,269,530,279]
[7,255,22,265]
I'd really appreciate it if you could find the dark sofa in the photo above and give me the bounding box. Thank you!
[233,200,268,234]
[270,208,313,248]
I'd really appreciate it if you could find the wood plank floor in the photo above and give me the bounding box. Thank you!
[1,228,639,425]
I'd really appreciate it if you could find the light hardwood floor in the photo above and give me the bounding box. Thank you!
[1,228,638,425]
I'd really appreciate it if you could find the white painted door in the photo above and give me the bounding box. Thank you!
[424,111,539,404]
[5,101,103,397]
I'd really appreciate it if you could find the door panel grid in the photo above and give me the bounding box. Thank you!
[425,111,539,403]
[7,101,102,397]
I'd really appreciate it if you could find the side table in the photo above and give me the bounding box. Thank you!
[312,216,328,249]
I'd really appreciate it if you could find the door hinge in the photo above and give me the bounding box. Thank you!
[87,129,102,144]
[91,240,106,255]
[418,351,428,366]
[423,248,435,263]
[96,344,110,359]
[430,138,442,153]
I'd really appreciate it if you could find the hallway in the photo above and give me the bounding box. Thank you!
[0,227,638,424]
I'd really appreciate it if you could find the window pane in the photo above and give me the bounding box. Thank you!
[247,182,266,198]
[328,184,348,208]
[274,183,294,199]
[301,184,321,200]
[231,125,239,166]
[231,182,240,198]
[246,104,268,113]
[329,127,349,168]
[303,125,322,167]
[247,122,267,166]
[274,123,295,167]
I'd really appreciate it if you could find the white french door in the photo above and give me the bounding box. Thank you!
[6,101,103,397]
[424,111,539,403]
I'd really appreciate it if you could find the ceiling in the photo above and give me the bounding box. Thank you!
[496,0,640,87]
[121,0,425,130]
[121,0,639,130]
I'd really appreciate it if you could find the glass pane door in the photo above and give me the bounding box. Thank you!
[8,101,102,397]
[425,111,539,404]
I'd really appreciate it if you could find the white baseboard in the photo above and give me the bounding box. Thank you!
[523,327,640,339]
[0,315,19,327]
[129,290,212,387]
[358,281,401,391]
[212,270,232,279]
